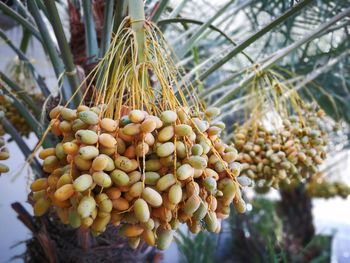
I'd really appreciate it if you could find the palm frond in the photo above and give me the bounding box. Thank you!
[198,0,313,81]
[43,0,82,106]
[0,29,50,97]
[177,0,234,58]
[0,72,41,117]
[211,6,350,107]
[0,2,41,40]
[2,117,43,175]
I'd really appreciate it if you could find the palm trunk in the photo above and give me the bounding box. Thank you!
[12,203,159,263]
[278,185,315,260]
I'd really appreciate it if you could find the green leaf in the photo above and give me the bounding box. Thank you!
[157,17,254,63]
[176,229,215,263]
[177,0,234,58]
[298,53,350,123]
[199,69,245,99]
[213,6,350,107]
[198,0,314,81]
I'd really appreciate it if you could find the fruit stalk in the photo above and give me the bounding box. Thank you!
[128,0,146,63]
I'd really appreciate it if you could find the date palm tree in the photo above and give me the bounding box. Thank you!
[0,0,349,262]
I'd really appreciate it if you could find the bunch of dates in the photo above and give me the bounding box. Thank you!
[233,107,327,188]
[31,105,247,250]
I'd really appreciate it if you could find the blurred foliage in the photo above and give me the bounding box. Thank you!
[228,198,284,262]
[300,56,350,124]
[175,198,332,262]
[227,198,331,263]
[176,230,216,263]
[157,0,350,127]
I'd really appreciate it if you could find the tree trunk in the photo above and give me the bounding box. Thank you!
[278,185,315,261]
[12,203,160,263]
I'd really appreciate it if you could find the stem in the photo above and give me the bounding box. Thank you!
[0,2,42,41]
[96,0,115,90]
[43,0,82,107]
[27,0,63,78]
[19,29,31,53]
[192,47,204,92]
[128,0,148,105]
[82,0,99,62]
[77,227,92,250]
[13,0,35,24]
[169,0,188,18]
[35,0,49,17]
[128,0,146,63]
[151,0,169,22]
[114,0,127,33]
[27,0,65,99]
[99,0,115,57]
